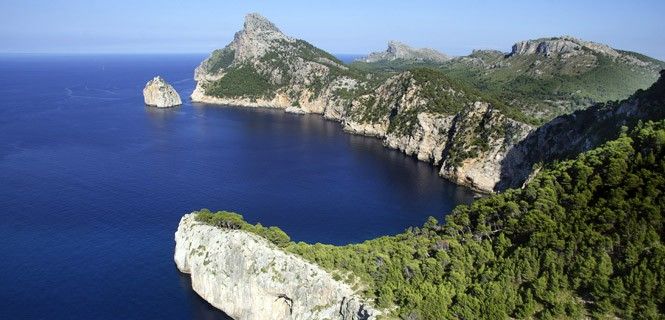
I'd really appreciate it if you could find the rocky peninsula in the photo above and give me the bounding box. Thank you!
[143,76,182,108]
[174,213,379,320]
[190,13,664,193]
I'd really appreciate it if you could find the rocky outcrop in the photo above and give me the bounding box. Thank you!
[508,36,656,67]
[143,76,182,108]
[438,102,532,191]
[342,71,534,192]
[362,41,450,63]
[384,112,454,163]
[510,36,620,58]
[174,213,379,320]
[191,13,358,118]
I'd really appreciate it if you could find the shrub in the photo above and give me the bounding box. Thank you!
[194,210,290,248]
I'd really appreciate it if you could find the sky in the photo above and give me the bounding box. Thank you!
[1,0,664,60]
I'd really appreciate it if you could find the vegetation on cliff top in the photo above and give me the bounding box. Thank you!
[195,210,291,248]
[198,120,665,319]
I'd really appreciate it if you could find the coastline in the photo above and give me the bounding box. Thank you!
[191,89,493,195]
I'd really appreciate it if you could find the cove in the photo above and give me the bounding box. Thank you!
[0,54,475,319]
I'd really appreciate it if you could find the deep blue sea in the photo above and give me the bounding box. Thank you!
[0,54,474,319]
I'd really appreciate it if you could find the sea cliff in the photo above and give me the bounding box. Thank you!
[190,13,664,193]
[174,213,379,320]
[143,76,182,108]
[190,14,534,193]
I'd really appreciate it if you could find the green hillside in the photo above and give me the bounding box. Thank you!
[352,39,665,123]
[198,119,664,319]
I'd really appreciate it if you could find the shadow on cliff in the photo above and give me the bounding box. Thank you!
[177,271,234,320]
[496,70,665,191]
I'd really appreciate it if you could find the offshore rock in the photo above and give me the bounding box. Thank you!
[143,76,182,108]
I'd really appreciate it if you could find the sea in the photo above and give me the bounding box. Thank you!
[0,54,475,319]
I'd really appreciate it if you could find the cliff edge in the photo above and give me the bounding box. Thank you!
[174,213,379,320]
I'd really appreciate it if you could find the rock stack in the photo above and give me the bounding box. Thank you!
[143,76,182,108]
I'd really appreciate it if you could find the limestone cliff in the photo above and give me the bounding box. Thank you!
[511,36,630,61]
[143,76,182,108]
[343,70,533,192]
[174,213,379,320]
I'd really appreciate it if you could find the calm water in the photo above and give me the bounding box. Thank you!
[0,54,475,319]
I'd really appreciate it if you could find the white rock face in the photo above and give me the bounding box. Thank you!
[143,76,182,108]
[342,72,534,192]
[438,102,532,192]
[174,214,379,320]
[363,41,450,63]
[385,113,454,164]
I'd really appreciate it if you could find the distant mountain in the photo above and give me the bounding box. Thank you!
[354,36,664,121]
[360,41,450,63]
[442,36,665,120]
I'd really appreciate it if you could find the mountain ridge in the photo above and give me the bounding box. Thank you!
[354,35,664,120]
[191,13,664,193]
[361,41,450,63]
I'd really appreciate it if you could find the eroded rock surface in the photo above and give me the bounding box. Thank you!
[174,213,379,320]
[143,76,182,108]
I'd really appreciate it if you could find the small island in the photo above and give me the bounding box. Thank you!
[143,76,182,108]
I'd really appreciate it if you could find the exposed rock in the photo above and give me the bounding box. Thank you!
[510,36,620,58]
[174,213,380,320]
[384,113,454,163]
[362,41,450,63]
[192,13,355,117]
[343,71,534,192]
[438,102,532,192]
[143,76,182,108]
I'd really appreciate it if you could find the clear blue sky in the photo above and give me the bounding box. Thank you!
[2,0,664,59]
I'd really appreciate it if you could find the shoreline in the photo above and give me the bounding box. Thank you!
[190,95,491,196]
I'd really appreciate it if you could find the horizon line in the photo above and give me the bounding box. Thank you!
[0,52,369,56]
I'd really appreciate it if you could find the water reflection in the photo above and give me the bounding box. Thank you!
[145,105,181,122]
[184,103,476,236]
